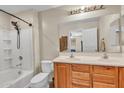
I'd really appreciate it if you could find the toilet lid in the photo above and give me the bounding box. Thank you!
[31,73,49,84]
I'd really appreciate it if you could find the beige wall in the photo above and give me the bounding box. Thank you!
[61,5,120,23]
[10,9,34,29]
[0,12,10,29]
[39,8,67,60]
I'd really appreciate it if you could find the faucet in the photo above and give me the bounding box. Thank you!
[102,52,108,59]
[70,49,75,58]
[100,38,108,59]
[70,52,74,58]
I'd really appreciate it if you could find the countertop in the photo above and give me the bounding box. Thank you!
[53,55,124,67]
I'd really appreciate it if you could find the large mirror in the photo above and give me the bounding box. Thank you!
[121,14,124,52]
[69,27,98,52]
[59,18,99,52]
[58,5,121,53]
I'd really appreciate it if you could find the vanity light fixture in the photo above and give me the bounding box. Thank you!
[69,5,105,15]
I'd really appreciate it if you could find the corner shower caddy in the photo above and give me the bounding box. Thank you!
[2,31,12,63]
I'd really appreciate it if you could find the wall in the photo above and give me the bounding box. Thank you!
[61,5,120,23]
[0,12,11,71]
[39,8,67,60]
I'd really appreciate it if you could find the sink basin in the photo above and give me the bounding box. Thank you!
[98,57,120,63]
[58,56,81,62]
[67,58,81,61]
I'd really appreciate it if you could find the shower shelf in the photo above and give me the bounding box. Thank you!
[3,48,12,51]
[3,39,11,41]
[4,57,12,60]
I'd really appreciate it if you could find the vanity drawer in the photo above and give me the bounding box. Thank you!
[72,71,90,81]
[93,66,117,76]
[72,64,90,72]
[72,78,90,88]
[93,82,116,88]
[93,74,115,84]
[72,83,90,88]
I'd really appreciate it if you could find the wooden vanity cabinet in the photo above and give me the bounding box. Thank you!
[92,66,119,88]
[54,63,71,88]
[54,63,92,88]
[119,67,124,88]
[54,63,124,88]
[71,64,92,88]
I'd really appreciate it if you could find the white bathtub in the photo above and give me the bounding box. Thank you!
[0,68,33,88]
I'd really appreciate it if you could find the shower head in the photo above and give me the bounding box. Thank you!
[11,21,19,31]
[11,21,18,27]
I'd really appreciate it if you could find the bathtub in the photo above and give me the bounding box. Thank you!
[0,68,33,88]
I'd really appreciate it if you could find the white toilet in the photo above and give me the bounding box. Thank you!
[29,60,53,88]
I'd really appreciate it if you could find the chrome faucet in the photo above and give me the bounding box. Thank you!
[70,49,75,58]
[70,52,74,58]
[102,52,108,59]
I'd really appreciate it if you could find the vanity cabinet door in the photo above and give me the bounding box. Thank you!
[54,63,71,88]
[71,64,92,88]
[92,66,119,88]
[119,67,124,88]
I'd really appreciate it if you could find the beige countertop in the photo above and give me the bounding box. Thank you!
[53,55,124,67]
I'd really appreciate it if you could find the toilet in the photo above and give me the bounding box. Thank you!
[29,60,53,88]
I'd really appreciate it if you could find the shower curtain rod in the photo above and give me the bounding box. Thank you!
[0,9,32,26]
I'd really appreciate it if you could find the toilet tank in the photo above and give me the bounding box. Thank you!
[41,60,53,73]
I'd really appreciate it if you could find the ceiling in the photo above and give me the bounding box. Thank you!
[0,5,60,13]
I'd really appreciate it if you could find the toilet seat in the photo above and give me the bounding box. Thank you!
[31,73,49,84]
